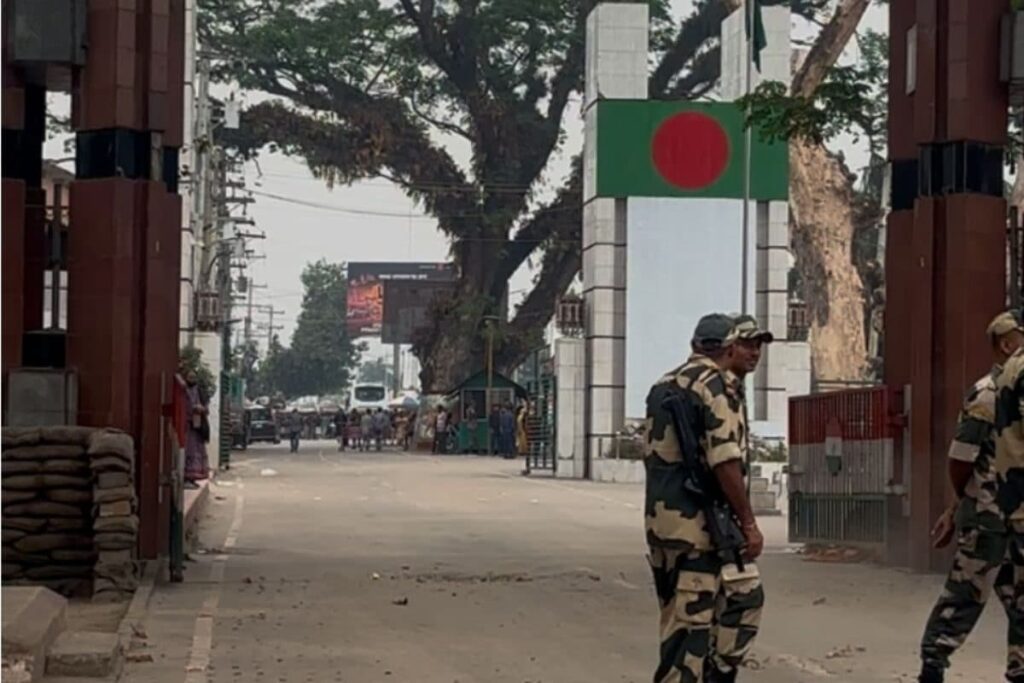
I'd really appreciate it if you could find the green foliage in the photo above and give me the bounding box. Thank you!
[254,261,361,398]
[179,346,217,400]
[738,30,889,155]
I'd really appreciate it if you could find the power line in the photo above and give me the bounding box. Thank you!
[249,190,582,238]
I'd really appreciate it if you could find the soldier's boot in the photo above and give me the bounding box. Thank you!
[918,664,944,683]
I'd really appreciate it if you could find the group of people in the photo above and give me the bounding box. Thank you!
[645,309,1024,683]
[431,402,527,457]
[329,407,415,452]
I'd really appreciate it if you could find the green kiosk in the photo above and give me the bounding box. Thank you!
[446,371,528,454]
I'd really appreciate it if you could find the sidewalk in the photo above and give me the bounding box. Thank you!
[122,444,1006,682]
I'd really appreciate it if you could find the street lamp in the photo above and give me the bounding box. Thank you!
[482,315,500,427]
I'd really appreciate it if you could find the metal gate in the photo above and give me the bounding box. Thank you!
[525,375,556,474]
[788,387,903,548]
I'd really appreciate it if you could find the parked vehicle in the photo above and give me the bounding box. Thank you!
[350,384,390,412]
[246,405,280,445]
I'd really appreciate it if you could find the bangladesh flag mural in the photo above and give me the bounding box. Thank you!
[595,100,787,201]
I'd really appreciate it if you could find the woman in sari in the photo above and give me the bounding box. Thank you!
[184,371,210,487]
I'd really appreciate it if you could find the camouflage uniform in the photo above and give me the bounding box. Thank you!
[993,347,1024,682]
[920,365,1020,675]
[645,342,762,683]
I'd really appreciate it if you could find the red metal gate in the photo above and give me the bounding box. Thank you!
[788,387,905,551]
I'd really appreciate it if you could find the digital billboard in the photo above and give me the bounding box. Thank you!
[346,262,455,338]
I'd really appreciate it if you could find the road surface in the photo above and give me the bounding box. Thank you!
[124,441,1006,682]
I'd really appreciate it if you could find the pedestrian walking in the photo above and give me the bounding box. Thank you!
[183,371,210,488]
[464,404,479,454]
[919,311,1024,683]
[372,408,389,452]
[488,404,501,455]
[515,402,528,457]
[433,407,448,454]
[348,409,362,450]
[644,313,766,683]
[499,403,515,458]
[334,407,348,452]
[286,409,302,454]
[360,410,374,452]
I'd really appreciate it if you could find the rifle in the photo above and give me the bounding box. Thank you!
[662,393,748,571]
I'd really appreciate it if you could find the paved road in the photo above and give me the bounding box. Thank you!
[125,441,1005,683]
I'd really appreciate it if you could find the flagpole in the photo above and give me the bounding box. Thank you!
[740,0,754,316]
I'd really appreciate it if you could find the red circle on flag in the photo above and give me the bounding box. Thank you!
[650,112,730,190]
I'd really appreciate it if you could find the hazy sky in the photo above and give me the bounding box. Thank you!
[45,0,888,368]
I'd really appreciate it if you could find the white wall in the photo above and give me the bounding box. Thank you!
[624,197,754,419]
[554,338,585,479]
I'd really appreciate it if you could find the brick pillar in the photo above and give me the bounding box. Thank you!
[885,0,1007,572]
[67,0,184,559]
[2,65,26,373]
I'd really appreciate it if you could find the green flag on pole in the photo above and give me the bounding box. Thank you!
[745,0,767,72]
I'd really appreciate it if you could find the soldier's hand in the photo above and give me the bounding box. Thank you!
[742,522,764,561]
[930,507,956,549]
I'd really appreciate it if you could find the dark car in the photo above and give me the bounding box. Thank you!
[246,406,280,445]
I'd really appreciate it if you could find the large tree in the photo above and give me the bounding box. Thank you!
[203,0,873,389]
[202,0,832,390]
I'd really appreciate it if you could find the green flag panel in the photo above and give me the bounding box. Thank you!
[595,100,788,201]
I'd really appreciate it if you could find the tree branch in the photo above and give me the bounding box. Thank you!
[225,100,475,236]
[665,46,722,99]
[792,0,872,97]
[498,244,581,371]
[651,0,739,98]
[409,95,473,141]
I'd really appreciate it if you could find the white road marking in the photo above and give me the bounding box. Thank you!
[184,481,244,682]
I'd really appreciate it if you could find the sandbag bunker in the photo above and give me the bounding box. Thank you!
[2,427,139,601]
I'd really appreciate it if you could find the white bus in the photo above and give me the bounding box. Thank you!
[349,384,390,412]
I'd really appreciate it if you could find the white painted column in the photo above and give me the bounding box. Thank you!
[179,0,199,347]
[720,6,810,433]
[583,4,648,470]
[554,338,586,479]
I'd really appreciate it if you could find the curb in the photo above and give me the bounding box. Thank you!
[116,559,161,645]
[184,480,212,553]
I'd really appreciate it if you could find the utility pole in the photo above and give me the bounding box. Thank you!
[258,305,285,350]
[244,283,267,347]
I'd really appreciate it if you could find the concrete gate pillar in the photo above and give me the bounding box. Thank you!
[886,0,1007,571]
[720,6,810,432]
[582,3,648,466]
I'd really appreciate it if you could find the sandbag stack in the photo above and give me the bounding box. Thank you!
[1,427,139,601]
[88,430,139,601]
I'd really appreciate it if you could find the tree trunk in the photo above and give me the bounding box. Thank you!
[790,139,869,383]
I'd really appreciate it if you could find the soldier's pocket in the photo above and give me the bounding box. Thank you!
[673,571,717,626]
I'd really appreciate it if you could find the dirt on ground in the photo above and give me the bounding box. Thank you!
[122,443,1005,683]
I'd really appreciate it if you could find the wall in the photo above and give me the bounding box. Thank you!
[554,338,585,479]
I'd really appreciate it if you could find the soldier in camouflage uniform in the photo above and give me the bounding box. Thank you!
[993,315,1024,683]
[919,311,1024,683]
[645,314,767,683]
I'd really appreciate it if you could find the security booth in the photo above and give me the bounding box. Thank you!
[446,371,528,454]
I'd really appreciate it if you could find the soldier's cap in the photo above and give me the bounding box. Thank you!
[987,310,1024,340]
[731,314,775,344]
[691,313,739,350]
